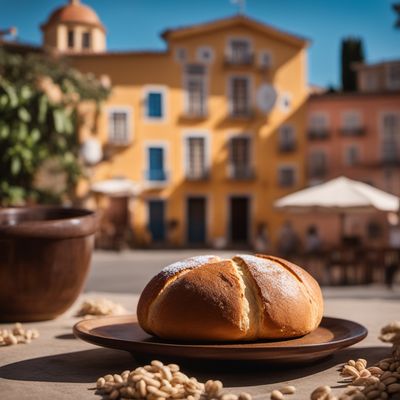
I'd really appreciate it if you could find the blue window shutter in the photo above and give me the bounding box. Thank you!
[148,92,162,118]
[148,147,165,180]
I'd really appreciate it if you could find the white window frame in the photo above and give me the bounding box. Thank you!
[309,111,330,130]
[279,124,296,150]
[226,36,253,60]
[379,111,400,162]
[196,46,214,64]
[143,141,170,185]
[182,131,211,179]
[277,163,297,187]
[142,85,168,123]
[183,66,209,117]
[107,106,133,145]
[258,50,273,69]
[344,144,361,166]
[226,132,254,179]
[227,74,253,117]
[174,47,187,63]
[386,63,400,90]
[341,110,362,130]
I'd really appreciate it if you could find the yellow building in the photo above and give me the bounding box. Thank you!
[42,0,309,248]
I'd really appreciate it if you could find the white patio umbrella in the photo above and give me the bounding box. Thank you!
[274,176,400,239]
[91,178,142,197]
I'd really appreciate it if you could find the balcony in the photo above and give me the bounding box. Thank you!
[307,129,331,140]
[107,136,131,147]
[339,127,367,137]
[228,165,255,180]
[185,169,209,181]
[182,107,208,120]
[279,142,297,153]
[229,107,254,120]
[144,169,168,185]
[224,53,254,67]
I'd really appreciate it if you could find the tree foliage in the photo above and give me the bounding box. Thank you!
[341,37,365,92]
[0,49,110,205]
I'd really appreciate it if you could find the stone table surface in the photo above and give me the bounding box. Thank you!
[0,289,399,400]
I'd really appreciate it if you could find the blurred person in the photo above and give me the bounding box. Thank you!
[305,225,321,254]
[277,221,299,257]
[254,222,270,253]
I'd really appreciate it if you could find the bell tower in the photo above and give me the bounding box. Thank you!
[41,0,106,53]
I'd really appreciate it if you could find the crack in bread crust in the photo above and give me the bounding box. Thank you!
[232,256,262,340]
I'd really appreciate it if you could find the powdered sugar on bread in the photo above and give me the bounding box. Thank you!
[160,255,221,279]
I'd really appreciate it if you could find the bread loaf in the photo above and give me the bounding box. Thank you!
[137,254,323,341]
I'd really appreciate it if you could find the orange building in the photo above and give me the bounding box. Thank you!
[301,60,400,248]
[39,0,310,249]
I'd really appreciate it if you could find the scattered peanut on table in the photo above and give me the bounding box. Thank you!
[76,298,127,318]
[309,320,400,400]
[95,359,252,400]
[0,323,39,346]
[93,321,400,400]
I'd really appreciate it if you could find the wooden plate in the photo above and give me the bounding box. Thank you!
[73,315,367,365]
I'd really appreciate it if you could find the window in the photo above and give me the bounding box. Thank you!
[387,64,400,90]
[146,92,163,119]
[259,51,272,69]
[67,29,74,49]
[345,145,360,166]
[229,136,252,179]
[382,113,400,163]
[279,92,292,112]
[175,47,187,63]
[185,64,207,117]
[228,39,252,64]
[308,112,330,139]
[278,166,295,187]
[197,46,214,63]
[309,151,327,180]
[82,31,91,49]
[362,71,378,92]
[279,125,296,152]
[230,77,251,117]
[341,111,362,133]
[186,137,207,179]
[147,147,166,181]
[108,109,131,145]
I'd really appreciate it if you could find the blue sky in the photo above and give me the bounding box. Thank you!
[1,0,399,87]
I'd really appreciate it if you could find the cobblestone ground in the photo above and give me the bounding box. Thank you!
[84,249,400,298]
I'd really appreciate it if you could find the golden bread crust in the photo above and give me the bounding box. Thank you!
[137,254,324,341]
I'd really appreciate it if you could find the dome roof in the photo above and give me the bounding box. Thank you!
[41,0,105,31]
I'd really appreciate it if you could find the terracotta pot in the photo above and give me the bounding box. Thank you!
[0,206,98,322]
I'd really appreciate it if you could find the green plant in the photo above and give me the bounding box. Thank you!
[0,49,110,205]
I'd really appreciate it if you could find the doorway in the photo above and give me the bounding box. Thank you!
[187,197,206,244]
[148,200,166,242]
[229,196,250,244]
